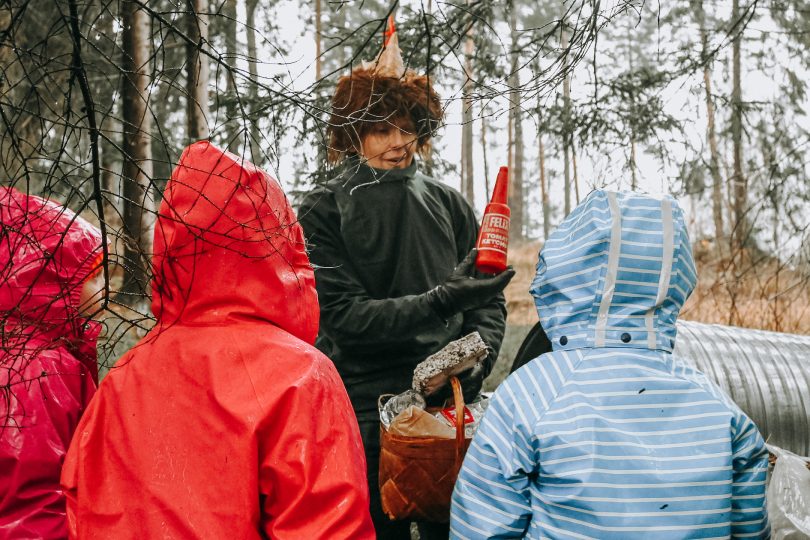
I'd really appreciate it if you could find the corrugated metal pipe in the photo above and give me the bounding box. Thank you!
[674,320,810,457]
[510,320,810,456]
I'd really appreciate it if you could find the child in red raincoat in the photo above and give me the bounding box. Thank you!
[60,142,375,539]
[0,187,104,539]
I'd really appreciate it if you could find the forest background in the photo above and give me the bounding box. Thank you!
[1,0,809,376]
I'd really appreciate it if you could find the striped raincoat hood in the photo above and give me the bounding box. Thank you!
[530,190,697,353]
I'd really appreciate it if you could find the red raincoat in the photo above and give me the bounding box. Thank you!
[61,142,375,539]
[0,187,102,539]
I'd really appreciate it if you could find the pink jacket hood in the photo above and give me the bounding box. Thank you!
[0,187,103,378]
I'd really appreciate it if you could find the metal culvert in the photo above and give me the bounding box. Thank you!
[675,320,810,456]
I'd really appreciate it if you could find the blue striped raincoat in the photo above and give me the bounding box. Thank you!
[450,191,769,539]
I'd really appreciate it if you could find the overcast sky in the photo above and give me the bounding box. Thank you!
[230,0,807,256]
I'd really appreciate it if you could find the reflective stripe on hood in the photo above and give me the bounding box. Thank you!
[530,190,697,352]
[151,141,318,344]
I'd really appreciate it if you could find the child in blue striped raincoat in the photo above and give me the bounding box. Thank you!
[450,191,769,539]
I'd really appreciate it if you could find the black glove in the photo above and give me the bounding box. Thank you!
[458,361,487,403]
[426,249,515,320]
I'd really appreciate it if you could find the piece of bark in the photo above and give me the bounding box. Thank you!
[412,332,488,396]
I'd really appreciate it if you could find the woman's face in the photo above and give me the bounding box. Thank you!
[79,268,105,317]
[359,117,418,170]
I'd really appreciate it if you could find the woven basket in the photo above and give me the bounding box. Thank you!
[378,377,471,523]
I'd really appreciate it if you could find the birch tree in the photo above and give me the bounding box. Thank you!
[729,0,748,251]
[186,0,210,141]
[507,0,525,239]
[693,0,725,245]
[461,9,475,205]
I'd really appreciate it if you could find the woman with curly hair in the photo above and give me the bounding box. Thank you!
[299,20,514,539]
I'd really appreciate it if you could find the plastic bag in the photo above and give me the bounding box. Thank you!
[380,390,491,439]
[767,444,810,539]
[388,406,456,439]
[380,390,426,429]
[435,395,491,438]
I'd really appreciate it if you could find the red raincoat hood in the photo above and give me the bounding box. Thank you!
[0,187,102,379]
[151,141,318,343]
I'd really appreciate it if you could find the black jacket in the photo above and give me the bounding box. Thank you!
[299,158,507,420]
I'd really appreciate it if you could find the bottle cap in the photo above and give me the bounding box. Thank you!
[491,166,509,204]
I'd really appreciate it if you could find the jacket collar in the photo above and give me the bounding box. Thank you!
[338,155,418,188]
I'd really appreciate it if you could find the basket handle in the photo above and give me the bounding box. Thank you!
[450,376,465,466]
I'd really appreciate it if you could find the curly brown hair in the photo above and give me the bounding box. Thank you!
[326,68,443,164]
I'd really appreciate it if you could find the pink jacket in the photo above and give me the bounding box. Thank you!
[0,187,102,539]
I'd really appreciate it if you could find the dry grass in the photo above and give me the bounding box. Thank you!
[506,240,810,334]
[682,240,810,334]
[503,242,542,327]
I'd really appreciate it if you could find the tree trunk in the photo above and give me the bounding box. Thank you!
[461,14,475,205]
[186,0,209,142]
[313,0,328,172]
[761,134,781,330]
[151,80,174,193]
[508,2,524,239]
[93,4,120,228]
[630,140,638,190]
[223,0,239,152]
[315,0,322,80]
[507,101,513,185]
[480,108,490,197]
[706,66,724,242]
[539,132,550,240]
[513,100,525,239]
[246,0,261,164]
[100,131,119,225]
[571,135,580,204]
[695,0,724,245]
[626,28,638,191]
[333,7,346,69]
[562,25,572,216]
[120,0,154,299]
[759,131,778,250]
[730,0,747,251]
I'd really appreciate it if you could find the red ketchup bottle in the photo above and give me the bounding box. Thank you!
[475,166,510,274]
